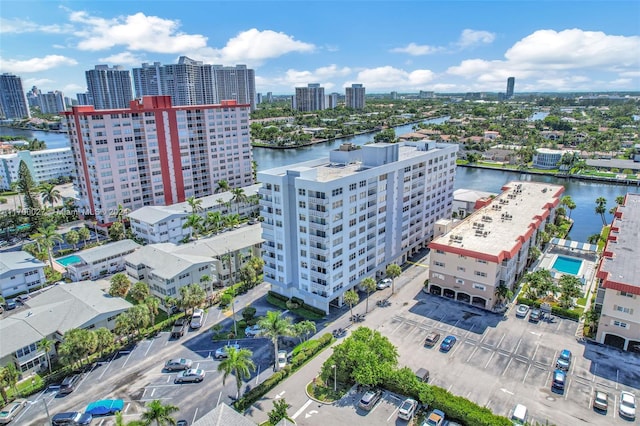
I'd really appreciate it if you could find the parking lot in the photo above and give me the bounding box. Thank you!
[14,308,278,425]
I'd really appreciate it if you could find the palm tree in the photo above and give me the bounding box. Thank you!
[293,320,317,343]
[386,264,402,294]
[140,399,179,426]
[217,346,256,400]
[257,311,294,372]
[205,211,222,234]
[182,214,203,240]
[215,179,230,194]
[65,229,79,250]
[595,197,607,226]
[144,297,160,326]
[561,195,576,219]
[360,277,377,313]
[230,188,248,215]
[115,411,146,426]
[40,183,61,208]
[494,285,513,306]
[30,224,63,268]
[186,196,203,215]
[37,338,53,373]
[343,289,359,319]
[115,203,129,224]
[78,226,91,246]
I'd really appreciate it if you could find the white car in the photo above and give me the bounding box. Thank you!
[175,368,205,383]
[619,391,636,420]
[277,350,287,369]
[190,309,204,329]
[397,398,418,420]
[0,399,27,424]
[377,278,392,290]
[214,343,240,359]
[245,324,263,337]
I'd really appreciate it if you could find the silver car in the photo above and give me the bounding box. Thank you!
[190,309,204,329]
[164,358,193,371]
[175,368,205,383]
[0,399,27,424]
[214,343,240,359]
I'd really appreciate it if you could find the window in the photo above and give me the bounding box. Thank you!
[614,305,634,314]
[457,266,465,272]
[612,320,628,328]
[434,261,445,267]
[619,291,636,298]
[436,250,445,254]
[476,259,488,264]
[474,271,487,277]
[455,278,465,285]
[473,283,486,291]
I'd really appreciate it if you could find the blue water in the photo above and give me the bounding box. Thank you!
[56,255,82,267]
[552,256,582,275]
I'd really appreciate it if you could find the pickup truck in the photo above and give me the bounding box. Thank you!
[171,318,187,338]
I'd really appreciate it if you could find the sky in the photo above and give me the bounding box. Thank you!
[0,0,639,97]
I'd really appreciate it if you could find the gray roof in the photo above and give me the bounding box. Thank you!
[454,188,496,203]
[0,281,132,357]
[76,239,141,264]
[0,251,45,278]
[585,158,640,171]
[125,245,214,279]
[172,224,264,257]
[128,205,186,224]
[192,403,256,426]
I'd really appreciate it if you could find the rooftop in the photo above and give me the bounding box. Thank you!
[0,251,46,277]
[191,403,256,426]
[430,181,564,262]
[74,239,141,265]
[125,245,214,279]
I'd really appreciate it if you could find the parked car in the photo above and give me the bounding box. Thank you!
[245,324,263,337]
[0,399,27,424]
[85,399,124,416]
[515,304,530,318]
[398,398,418,420]
[377,278,392,290]
[358,388,382,410]
[415,367,430,383]
[277,350,287,369]
[164,358,193,371]
[175,368,205,383]
[619,391,636,420]
[190,309,204,329]
[171,318,187,338]
[529,308,542,323]
[510,403,528,425]
[423,409,445,426]
[176,421,188,426]
[214,343,240,359]
[16,294,30,303]
[555,349,572,371]
[551,369,566,392]
[51,411,93,425]
[59,374,82,395]
[440,335,457,352]
[424,332,441,347]
[593,390,609,412]
[4,299,17,311]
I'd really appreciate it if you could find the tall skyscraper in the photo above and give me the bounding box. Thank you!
[258,140,458,313]
[39,91,66,114]
[294,83,325,112]
[0,73,30,119]
[326,93,339,109]
[345,83,366,109]
[132,58,257,111]
[85,65,133,110]
[506,77,515,99]
[63,96,254,223]
[76,92,93,105]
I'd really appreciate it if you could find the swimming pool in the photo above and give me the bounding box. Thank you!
[56,255,82,267]
[552,256,582,275]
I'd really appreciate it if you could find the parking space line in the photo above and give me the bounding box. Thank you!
[496,333,505,348]
[531,343,540,363]
[192,407,198,425]
[122,350,134,368]
[513,338,522,355]
[144,339,155,357]
[98,350,119,380]
[291,399,312,420]
[502,358,513,376]
[450,319,460,331]
[613,394,617,418]
[466,345,480,363]
[124,403,130,413]
[522,364,532,383]
[216,391,222,407]
[484,351,496,369]
[390,321,405,335]
[564,378,571,400]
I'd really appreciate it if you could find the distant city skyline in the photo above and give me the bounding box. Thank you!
[0,1,639,96]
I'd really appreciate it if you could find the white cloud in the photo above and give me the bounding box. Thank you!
[23,78,55,87]
[457,29,496,47]
[98,52,146,66]
[0,18,73,34]
[390,42,441,56]
[70,11,208,53]
[354,66,436,90]
[260,64,351,91]
[0,55,78,73]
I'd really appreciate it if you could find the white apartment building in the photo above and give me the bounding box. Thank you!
[532,148,563,169]
[428,181,564,310]
[61,239,141,282]
[258,140,458,314]
[63,96,254,223]
[0,147,74,190]
[0,251,46,298]
[128,183,261,244]
[595,193,640,352]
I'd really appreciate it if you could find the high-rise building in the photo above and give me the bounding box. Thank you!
[76,92,93,105]
[346,84,366,109]
[26,86,41,108]
[132,58,257,111]
[63,96,254,223]
[506,77,515,99]
[0,73,30,119]
[258,140,458,313]
[294,84,325,112]
[595,193,640,351]
[85,65,133,110]
[326,92,339,109]
[39,91,66,114]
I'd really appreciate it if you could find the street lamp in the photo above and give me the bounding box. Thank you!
[331,364,337,392]
[232,298,238,336]
[28,397,51,426]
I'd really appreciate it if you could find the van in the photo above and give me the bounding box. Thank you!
[59,374,81,395]
[510,403,527,425]
[415,367,430,382]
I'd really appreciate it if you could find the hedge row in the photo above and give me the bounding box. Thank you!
[516,297,581,321]
[429,386,512,426]
[266,293,325,320]
[234,332,333,412]
[267,291,326,316]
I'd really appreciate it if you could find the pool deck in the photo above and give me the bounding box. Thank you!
[536,252,597,290]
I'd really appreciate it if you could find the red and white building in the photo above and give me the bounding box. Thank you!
[63,96,254,223]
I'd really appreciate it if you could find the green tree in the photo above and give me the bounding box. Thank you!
[30,224,63,269]
[267,399,294,425]
[40,183,61,208]
[558,274,582,308]
[37,338,53,373]
[109,273,131,298]
[595,197,608,226]
[231,187,248,215]
[386,264,402,295]
[0,363,19,399]
[144,296,160,326]
[115,411,146,426]
[140,399,179,426]
[360,277,377,313]
[257,311,294,372]
[128,304,151,331]
[205,211,222,234]
[293,320,317,343]
[95,327,114,356]
[58,328,97,368]
[343,289,359,319]
[561,195,576,219]
[109,221,126,241]
[373,128,396,143]
[179,283,206,314]
[217,346,256,400]
[129,281,150,303]
[182,214,203,240]
[18,160,42,227]
[115,313,136,341]
[78,226,91,246]
[494,285,513,306]
[186,196,203,215]
[215,179,230,193]
[65,229,79,250]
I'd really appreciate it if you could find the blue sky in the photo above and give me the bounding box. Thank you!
[1,1,639,97]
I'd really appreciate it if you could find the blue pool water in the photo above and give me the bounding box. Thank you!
[56,255,82,267]
[552,256,582,275]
